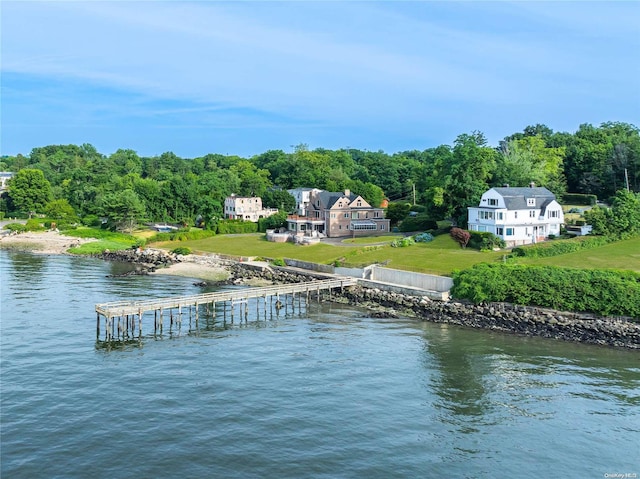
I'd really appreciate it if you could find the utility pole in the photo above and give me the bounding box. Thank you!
[624,168,630,192]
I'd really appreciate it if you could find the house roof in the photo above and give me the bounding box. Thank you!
[491,187,556,210]
[317,191,357,209]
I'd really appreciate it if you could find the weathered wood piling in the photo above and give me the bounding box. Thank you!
[95,278,355,341]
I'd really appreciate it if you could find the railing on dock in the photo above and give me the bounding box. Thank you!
[95,278,356,341]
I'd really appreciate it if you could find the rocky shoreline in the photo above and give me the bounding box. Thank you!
[97,249,640,349]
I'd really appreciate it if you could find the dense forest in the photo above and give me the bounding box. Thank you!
[1,122,638,231]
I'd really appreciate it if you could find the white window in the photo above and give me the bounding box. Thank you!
[549,210,559,218]
[497,212,504,220]
[496,227,504,236]
[527,198,535,206]
[529,210,536,218]
[488,198,498,206]
[344,213,349,218]
[514,211,518,219]
[506,228,514,236]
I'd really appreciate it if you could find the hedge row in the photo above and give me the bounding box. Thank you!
[216,220,258,235]
[468,231,506,251]
[451,263,640,318]
[511,235,614,258]
[147,229,217,243]
[562,193,597,205]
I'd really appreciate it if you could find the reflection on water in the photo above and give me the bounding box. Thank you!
[2,251,639,479]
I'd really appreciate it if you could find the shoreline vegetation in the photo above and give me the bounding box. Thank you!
[2,230,639,349]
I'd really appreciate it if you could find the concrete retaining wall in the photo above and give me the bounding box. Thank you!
[358,279,449,301]
[335,266,365,277]
[370,267,453,292]
[284,258,335,274]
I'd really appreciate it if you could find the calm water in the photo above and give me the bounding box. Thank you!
[1,251,638,478]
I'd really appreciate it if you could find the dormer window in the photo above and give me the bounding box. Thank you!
[527,198,535,207]
[488,198,498,206]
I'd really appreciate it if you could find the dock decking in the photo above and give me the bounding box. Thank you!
[95,278,357,340]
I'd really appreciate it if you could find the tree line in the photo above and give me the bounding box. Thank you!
[1,121,638,230]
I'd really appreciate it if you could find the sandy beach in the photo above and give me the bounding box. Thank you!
[0,229,234,281]
[0,230,97,255]
[149,260,232,282]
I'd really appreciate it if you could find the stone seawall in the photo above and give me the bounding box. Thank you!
[96,253,640,349]
[230,265,640,349]
[338,286,640,349]
[97,248,181,274]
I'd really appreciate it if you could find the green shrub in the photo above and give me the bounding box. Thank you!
[511,235,613,258]
[414,232,434,243]
[171,246,191,255]
[409,205,427,213]
[216,220,258,235]
[391,237,416,247]
[271,258,286,267]
[81,215,102,227]
[147,229,216,243]
[3,222,27,233]
[257,212,288,232]
[399,215,438,232]
[451,263,640,318]
[562,193,597,206]
[25,219,46,231]
[468,231,506,251]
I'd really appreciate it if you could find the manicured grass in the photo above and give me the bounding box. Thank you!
[337,234,504,275]
[164,232,504,276]
[151,231,640,276]
[515,236,640,272]
[63,227,140,254]
[342,234,403,244]
[160,233,346,263]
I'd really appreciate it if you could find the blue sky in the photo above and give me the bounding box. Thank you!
[2,1,639,159]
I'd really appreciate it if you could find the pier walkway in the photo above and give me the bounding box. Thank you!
[95,278,356,340]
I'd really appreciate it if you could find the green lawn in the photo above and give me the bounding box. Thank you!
[341,234,403,244]
[165,233,504,276]
[514,236,640,272]
[337,234,504,275]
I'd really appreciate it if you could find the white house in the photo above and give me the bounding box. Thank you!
[467,185,564,247]
[0,172,14,192]
[224,195,279,222]
[287,187,323,216]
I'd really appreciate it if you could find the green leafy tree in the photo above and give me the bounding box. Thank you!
[495,135,566,196]
[584,189,640,237]
[262,189,296,212]
[100,189,146,233]
[385,202,412,226]
[44,199,77,221]
[426,132,497,226]
[7,168,52,216]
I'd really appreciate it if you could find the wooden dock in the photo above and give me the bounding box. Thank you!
[95,278,356,340]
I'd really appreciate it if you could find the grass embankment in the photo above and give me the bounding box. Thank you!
[158,233,504,276]
[341,235,403,244]
[513,236,640,272]
[64,228,140,254]
[452,264,640,318]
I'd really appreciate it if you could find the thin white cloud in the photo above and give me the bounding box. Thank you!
[2,0,638,157]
